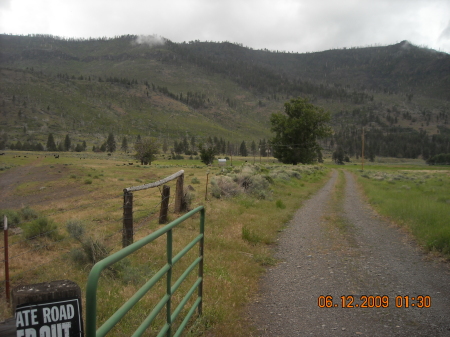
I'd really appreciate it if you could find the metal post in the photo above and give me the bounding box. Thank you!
[166,229,172,337]
[362,127,365,171]
[198,208,205,316]
[4,215,10,303]
[123,191,133,247]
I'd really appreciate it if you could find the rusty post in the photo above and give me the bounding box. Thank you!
[123,191,133,247]
[159,185,170,224]
[3,215,10,303]
[174,173,184,213]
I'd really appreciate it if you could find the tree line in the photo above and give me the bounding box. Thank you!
[332,125,450,161]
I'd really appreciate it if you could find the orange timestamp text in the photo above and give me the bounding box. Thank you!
[318,295,431,308]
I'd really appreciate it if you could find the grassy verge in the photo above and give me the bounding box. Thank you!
[0,152,330,336]
[322,170,358,250]
[354,168,450,256]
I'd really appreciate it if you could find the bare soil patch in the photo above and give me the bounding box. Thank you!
[0,162,85,210]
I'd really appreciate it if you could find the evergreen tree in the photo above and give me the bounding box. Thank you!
[183,136,189,154]
[75,144,83,152]
[259,139,267,157]
[46,133,57,151]
[240,141,248,156]
[106,133,116,152]
[199,144,215,165]
[121,136,128,152]
[64,134,71,151]
[251,140,257,156]
[162,138,168,153]
[100,142,107,152]
[190,136,196,153]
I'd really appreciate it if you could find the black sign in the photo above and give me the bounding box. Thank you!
[15,298,83,337]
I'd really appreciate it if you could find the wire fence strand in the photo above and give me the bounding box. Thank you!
[1,173,183,290]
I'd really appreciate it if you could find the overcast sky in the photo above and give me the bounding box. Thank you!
[1,0,449,54]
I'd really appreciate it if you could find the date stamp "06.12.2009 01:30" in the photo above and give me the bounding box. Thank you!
[318,295,432,309]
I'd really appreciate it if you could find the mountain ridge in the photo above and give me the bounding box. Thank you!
[0,34,449,159]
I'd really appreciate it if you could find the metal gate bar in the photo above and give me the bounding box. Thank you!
[86,206,205,337]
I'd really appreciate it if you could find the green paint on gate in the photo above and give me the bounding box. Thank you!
[85,206,205,337]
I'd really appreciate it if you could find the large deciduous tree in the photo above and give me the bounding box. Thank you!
[134,137,160,165]
[270,98,332,164]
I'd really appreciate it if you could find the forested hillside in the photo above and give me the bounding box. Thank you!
[0,34,449,160]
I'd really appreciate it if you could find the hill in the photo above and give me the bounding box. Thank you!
[0,34,449,159]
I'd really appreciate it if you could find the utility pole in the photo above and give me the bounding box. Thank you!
[361,127,365,171]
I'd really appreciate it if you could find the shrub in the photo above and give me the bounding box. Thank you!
[183,189,196,210]
[276,200,286,209]
[84,178,92,184]
[23,217,60,240]
[114,260,154,285]
[211,176,242,199]
[81,238,111,264]
[246,175,271,199]
[191,177,200,184]
[0,209,21,229]
[70,238,111,266]
[242,227,262,244]
[20,206,38,221]
[66,219,85,241]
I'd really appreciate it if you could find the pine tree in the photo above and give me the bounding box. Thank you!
[259,139,267,157]
[121,136,128,152]
[46,133,57,151]
[64,134,71,151]
[240,141,248,156]
[162,138,168,153]
[106,133,116,152]
[251,140,256,156]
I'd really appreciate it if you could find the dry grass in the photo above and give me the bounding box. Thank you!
[0,152,330,336]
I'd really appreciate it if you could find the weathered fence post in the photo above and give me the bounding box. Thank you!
[123,191,133,247]
[174,173,185,213]
[3,215,10,304]
[159,185,170,224]
[11,280,83,337]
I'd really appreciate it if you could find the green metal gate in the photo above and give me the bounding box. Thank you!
[85,206,205,337]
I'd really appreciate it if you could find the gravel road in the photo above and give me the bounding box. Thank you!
[250,170,450,336]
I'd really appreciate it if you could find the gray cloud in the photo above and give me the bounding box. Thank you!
[1,0,449,54]
[0,0,11,10]
[439,20,450,40]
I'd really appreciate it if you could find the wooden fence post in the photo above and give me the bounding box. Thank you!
[123,191,133,247]
[159,185,170,224]
[174,173,185,213]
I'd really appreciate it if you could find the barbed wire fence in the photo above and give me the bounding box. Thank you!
[1,170,186,303]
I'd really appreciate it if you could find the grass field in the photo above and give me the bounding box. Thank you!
[328,157,450,257]
[0,151,329,336]
[355,168,450,256]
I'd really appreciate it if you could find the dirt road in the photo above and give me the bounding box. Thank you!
[250,170,450,336]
